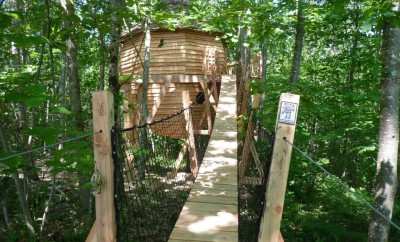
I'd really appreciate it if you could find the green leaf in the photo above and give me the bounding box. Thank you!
[56,106,72,115]
[28,127,60,144]
[0,12,19,29]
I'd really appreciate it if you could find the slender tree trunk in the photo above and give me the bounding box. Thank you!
[136,17,152,180]
[1,199,10,228]
[61,0,83,130]
[289,0,305,83]
[108,3,121,98]
[141,17,151,124]
[237,23,251,115]
[61,0,88,214]
[368,4,400,242]
[347,1,360,88]
[58,54,67,106]
[99,31,106,90]
[0,127,36,236]
[257,41,268,137]
[108,2,126,240]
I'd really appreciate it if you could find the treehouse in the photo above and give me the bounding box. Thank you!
[120,28,227,139]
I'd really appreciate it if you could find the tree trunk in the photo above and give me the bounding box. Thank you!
[0,127,36,237]
[108,1,121,99]
[237,23,251,116]
[141,17,151,124]
[136,17,152,180]
[108,2,126,240]
[368,4,400,242]
[99,31,106,90]
[61,0,88,214]
[289,0,305,83]
[61,0,83,130]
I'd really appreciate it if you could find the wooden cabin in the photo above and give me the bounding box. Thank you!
[120,28,227,139]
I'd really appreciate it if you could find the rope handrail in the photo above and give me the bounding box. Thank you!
[0,131,96,162]
[119,106,192,132]
[282,137,400,233]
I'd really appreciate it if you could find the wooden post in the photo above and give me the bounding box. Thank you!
[182,90,198,176]
[258,93,300,242]
[200,79,213,135]
[87,91,117,242]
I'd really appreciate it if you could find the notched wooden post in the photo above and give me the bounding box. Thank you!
[86,91,117,242]
[258,93,300,242]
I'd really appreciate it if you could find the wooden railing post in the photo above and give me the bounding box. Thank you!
[87,91,117,242]
[258,93,300,242]
[182,90,198,176]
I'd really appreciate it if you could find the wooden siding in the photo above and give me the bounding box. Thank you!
[120,29,226,77]
[122,82,214,139]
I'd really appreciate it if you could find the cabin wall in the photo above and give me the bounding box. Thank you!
[120,30,226,78]
[120,29,225,139]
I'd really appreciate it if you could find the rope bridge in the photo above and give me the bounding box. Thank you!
[111,107,209,242]
[2,86,400,242]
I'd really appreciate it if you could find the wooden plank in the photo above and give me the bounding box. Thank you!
[170,228,237,242]
[90,91,117,242]
[258,93,300,242]
[169,75,237,242]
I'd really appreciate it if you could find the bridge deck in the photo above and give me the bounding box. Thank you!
[169,75,238,242]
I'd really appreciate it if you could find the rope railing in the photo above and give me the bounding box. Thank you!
[119,106,191,132]
[282,137,400,233]
[0,131,96,162]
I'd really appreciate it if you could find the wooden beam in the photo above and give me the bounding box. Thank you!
[169,141,189,178]
[150,80,171,120]
[89,91,117,242]
[258,93,300,242]
[182,90,199,176]
[249,138,264,178]
[199,79,213,134]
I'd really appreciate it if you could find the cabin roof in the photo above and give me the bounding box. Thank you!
[120,26,223,42]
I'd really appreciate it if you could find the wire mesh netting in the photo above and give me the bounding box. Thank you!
[112,107,209,242]
[0,134,95,242]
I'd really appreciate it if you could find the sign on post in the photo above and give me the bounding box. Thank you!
[278,101,298,125]
[258,93,300,242]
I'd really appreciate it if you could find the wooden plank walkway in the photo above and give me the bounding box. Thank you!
[169,75,238,242]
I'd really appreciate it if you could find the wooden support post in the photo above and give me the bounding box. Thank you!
[258,93,299,242]
[182,90,198,177]
[169,142,188,178]
[200,79,213,135]
[86,91,117,242]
